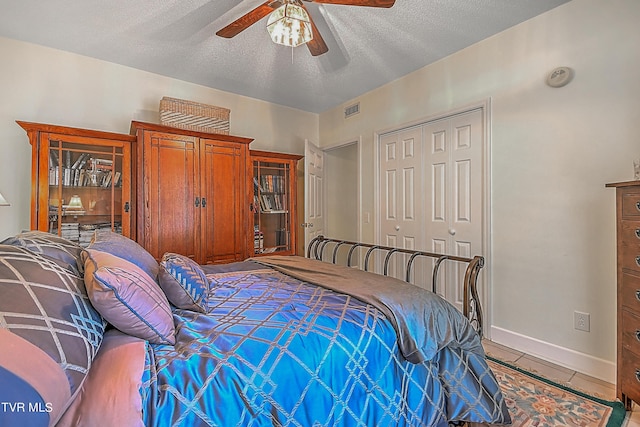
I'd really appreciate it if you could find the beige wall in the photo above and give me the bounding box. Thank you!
[319,0,640,380]
[326,143,358,241]
[0,36,318,240]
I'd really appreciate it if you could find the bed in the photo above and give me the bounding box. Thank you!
[0,231,510,427]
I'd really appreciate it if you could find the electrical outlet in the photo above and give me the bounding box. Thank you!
[574,311,590,332]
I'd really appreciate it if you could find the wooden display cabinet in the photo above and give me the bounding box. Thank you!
[18,121,135,245]
[251,150,302,256]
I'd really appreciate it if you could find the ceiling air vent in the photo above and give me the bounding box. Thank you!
[344,102,360,118]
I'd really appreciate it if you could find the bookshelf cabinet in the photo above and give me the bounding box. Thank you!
[18,121,135,245]
[251,150,302,256]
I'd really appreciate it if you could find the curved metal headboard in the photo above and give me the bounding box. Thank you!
[307,235,485,337]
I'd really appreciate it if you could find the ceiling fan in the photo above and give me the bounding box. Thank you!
[216,0,396,57]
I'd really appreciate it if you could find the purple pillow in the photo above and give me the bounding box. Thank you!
[83,249,175,345]
[88,230,159,280]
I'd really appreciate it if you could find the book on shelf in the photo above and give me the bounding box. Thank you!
[49,166,59,185]
[102,171,113,188]
[91,158,113,171]
[49,150,59,167]
[64,151,72,169]
[63,168,72,186]
[71,153,90,170]
[254,230,264,252]
[260,194,270,211]
[48,164,121,188]
[261,174,286,193]
[73,169,81,187]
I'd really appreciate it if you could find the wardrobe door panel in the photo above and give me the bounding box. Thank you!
[200,139,248,264]
[143,131,200,261]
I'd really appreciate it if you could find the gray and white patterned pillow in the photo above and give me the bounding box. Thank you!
[2,230,84,274]
[159,252,209,313]
[0,244,106,425]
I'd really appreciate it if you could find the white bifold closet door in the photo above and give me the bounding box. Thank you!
[379,109,483,313]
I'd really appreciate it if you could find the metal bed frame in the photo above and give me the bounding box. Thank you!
[307,235,486,337]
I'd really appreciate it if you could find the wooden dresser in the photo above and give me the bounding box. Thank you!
[607,180,640,409]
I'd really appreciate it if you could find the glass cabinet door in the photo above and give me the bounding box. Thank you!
[253,159,291,254]
[47,137,129,246]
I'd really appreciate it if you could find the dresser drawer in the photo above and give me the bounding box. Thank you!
[622,221,640,245]
[622,248,640,273]
[622,309,640,355]
[621,271,640,312]
[621,349,640,403]
[622,191,640,219]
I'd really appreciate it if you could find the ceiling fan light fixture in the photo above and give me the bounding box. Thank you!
[267,2,313,48]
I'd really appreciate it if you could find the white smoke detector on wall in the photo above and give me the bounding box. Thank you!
[546,66,574,88]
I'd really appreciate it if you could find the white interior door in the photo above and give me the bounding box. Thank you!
[304,139,325,252]
[424,109,483,312]
[379,126,425,280]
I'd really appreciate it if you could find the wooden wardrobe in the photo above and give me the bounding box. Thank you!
[130,121,253,264]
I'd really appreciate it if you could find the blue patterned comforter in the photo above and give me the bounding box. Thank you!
[141,258,510,426]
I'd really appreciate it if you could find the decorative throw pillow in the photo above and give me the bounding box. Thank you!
[88,230,159,280]
[0,244,106,425]
[159,252,209,313]
[2,230,84,273]
[83,249,175,345]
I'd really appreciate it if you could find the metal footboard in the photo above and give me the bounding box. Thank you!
[307,235,485,337]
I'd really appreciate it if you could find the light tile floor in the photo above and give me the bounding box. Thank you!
[482,340,640,426]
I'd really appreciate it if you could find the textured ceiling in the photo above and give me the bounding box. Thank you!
[0,0,570,113]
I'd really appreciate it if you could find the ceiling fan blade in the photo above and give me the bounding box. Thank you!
[216,2,276,38]
[304,6,329,56]
[311,0,395,7]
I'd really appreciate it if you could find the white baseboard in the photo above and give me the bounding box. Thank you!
[490,326,616,384]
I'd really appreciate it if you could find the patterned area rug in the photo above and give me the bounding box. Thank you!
[487,358,626,427]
